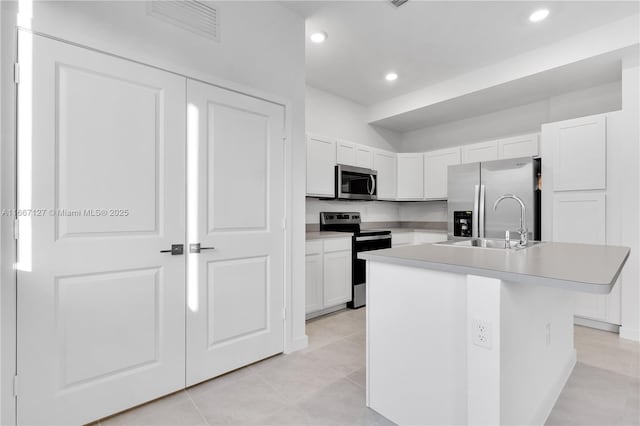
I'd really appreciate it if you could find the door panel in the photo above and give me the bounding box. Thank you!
[17,32,186,425]
[207,103,268,231]
[56,65,159,237]
[186,79,285,386]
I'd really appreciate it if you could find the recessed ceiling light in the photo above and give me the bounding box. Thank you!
[310,32,327,43]
[529,9,549,22]
[385,72,398,81]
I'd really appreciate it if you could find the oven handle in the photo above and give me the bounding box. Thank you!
[355,234,392,242]
[369,175,376,195]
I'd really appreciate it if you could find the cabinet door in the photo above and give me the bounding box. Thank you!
[550,115,606,191]
[374,150,397,200]
[305,253,324,314]
[461,141,498,164]
[336,139,357,166]
[424,148,461,199]
[306,134,336,197]
[397,154,424,200]
[356,145,374,169]
[323,250,352,307]
[553,192,608,321]
[498,134,539,159]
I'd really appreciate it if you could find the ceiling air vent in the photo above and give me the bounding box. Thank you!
[148,0,219,41]
[390,0,409,7]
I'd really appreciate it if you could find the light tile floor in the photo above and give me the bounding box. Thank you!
[99,309,640,425]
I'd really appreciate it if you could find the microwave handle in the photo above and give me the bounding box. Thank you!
[369,175,376,195]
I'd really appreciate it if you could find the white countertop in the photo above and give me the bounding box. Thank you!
[359,242,630,294]
[305,231,352,240]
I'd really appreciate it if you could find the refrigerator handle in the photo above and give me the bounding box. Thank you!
[473,185,480,238]
[479,184,486,238]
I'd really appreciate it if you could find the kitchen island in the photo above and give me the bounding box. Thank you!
[359,241,629,426]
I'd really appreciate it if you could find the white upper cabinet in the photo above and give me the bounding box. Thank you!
[498,133,540,159]
[424,147,461,200]
[306,134,336,197]
[461,140,499,164]
[374,149,397,200]
[355,145,374,169]
[336,139,357,166]
[550,115,607,191]
[397,153,424,200]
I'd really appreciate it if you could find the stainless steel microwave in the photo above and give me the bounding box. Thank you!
[336,164,378,200]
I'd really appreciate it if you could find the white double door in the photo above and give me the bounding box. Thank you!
[17,32,285,425]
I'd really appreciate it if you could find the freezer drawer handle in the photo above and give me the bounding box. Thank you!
[160,244,184,255]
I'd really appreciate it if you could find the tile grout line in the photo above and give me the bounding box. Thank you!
[184,389,211,426]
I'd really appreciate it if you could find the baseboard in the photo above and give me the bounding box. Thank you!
[530,349,577,425]
[305,303,347,320]
[574,316,620,333]
[620,326,640,342]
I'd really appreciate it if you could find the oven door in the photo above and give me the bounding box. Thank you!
[353,234,392,285]
[351,234,392,308]
[336,164,377,200]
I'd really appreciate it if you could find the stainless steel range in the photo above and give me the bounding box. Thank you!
[319,212,391,308]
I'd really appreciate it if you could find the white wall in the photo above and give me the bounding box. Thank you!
[1,1,306,423]
[619,54,640,341]
[306,85,401,151]
[401,81,622,152]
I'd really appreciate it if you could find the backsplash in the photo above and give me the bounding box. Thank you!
[305,199,399,223]
[305,198,448,224]
[398,201,448,222]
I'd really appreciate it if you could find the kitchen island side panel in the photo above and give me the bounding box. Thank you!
[367,261,576,425]
[367,262,468,425]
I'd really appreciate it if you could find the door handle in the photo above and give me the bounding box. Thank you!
[472,185,479,238]
[189,243,216,254]
[369,175,376,195]
[160,244,184,255]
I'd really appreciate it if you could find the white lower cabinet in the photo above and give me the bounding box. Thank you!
[305,241,324,314]
[305,238,352,316]
[323,251,352,306]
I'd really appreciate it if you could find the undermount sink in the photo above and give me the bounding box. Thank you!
[435,238,543,250]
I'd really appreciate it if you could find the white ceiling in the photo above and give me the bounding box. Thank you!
[284,1,639,106]
[373,47,627,131]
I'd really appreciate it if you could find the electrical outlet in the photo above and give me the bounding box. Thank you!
[472,319,492,349]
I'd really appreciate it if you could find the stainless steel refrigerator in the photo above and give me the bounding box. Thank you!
[447,157,541,241]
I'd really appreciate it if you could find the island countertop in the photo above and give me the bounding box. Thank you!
[359,242,630,294]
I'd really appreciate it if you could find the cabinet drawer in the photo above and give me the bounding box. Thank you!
[305,240,323,255]
[323,237,352,253]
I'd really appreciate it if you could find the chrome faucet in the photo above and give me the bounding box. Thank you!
[493,194,528,247]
